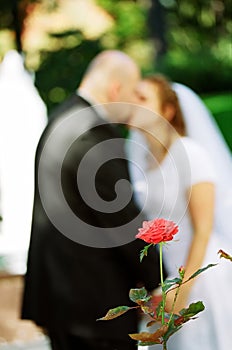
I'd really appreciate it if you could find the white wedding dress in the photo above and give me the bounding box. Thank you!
[129,135,232,350]
[127,82,232,349]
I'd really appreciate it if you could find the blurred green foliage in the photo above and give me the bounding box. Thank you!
[35,31,102,112]
[34,0,150,113]
[154,0,232,94]
[154,52,232,94]
[97,0,148,46]
[1,0,231,142]
[32,0,232,113]
[202,93,232,151]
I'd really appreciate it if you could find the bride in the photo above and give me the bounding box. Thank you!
[127,75,232,350]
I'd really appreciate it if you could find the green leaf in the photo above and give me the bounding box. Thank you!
[179,301,205,318]
[163,302,205,341]
[163,277,182,292]
[186,264,217,282]
[97,306,131,321]
[162,323,182,341]
[155,301,163,319]
[140,244,153,262]
[129,287,151,304]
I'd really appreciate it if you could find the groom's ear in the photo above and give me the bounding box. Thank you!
[107,81,121,101]
[164,103,176,121]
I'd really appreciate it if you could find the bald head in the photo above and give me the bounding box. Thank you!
[84,50,138,80]
[79,50,140,121]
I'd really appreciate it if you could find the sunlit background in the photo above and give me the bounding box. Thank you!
[1,0,231,136]
[1,1,231,116]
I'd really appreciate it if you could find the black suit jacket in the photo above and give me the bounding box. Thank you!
[22,94,162,341]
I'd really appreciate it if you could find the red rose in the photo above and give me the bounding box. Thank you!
[136,218,178,244]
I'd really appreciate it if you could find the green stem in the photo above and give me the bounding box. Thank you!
[168,285,181,326]
[159,242,166,325]
[168,269,185,326]
[163,340,168,350]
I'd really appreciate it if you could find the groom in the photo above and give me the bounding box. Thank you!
[21,50,162,350]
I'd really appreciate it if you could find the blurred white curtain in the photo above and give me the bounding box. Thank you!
[0,50,47,273]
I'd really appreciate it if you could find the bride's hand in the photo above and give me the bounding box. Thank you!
[165,285,190,314]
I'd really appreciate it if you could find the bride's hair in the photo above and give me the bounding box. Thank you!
[144,74,186,136]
